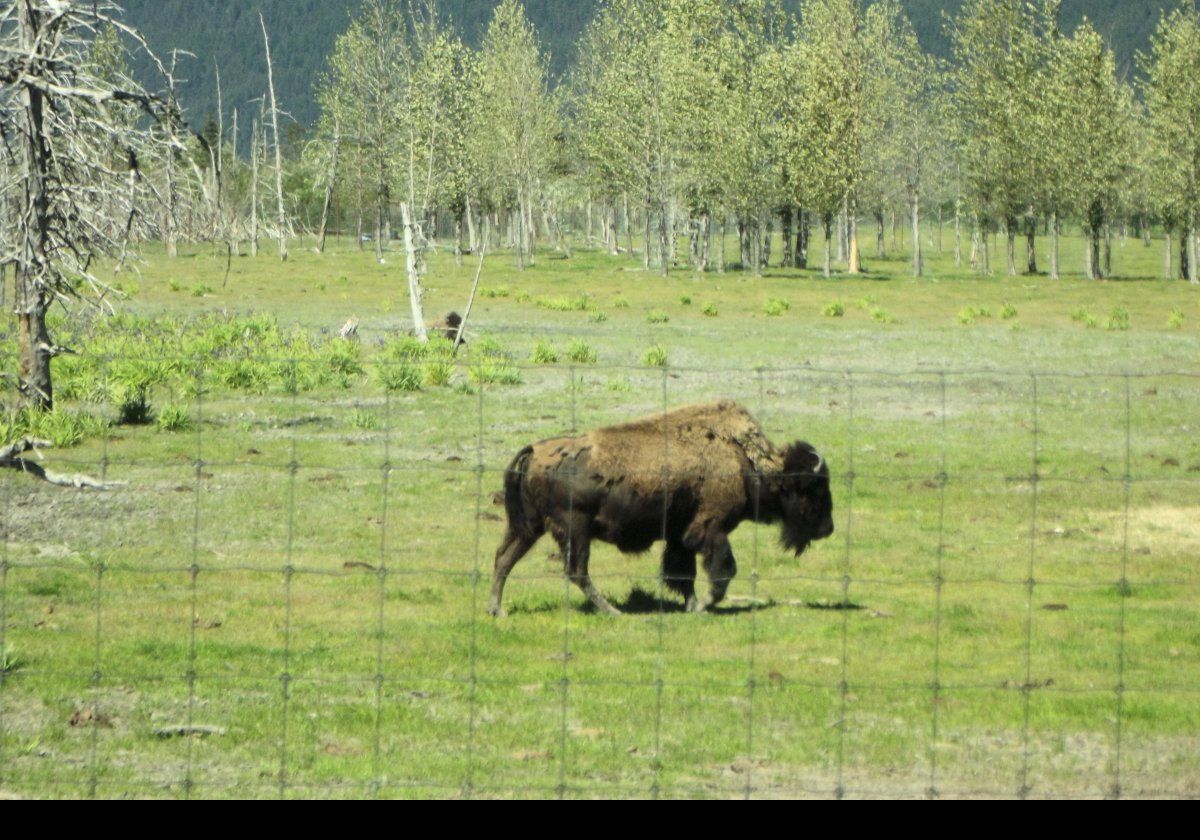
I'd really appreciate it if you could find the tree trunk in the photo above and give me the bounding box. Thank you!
[1049,209,1060,280]
[797,209,809,270]
[1104,222,1113,278]
[659,206,669,278]
[911,192,922,277]
[1084,228,1094,280]
[316,121,340,254]
[716,215,725,274]
[780,206,794,268]
[400,202,427,342]
[261,15,287,262]
[1024,210,1037,275]
[1005,216,1017,276]
[623,192,632,258]
[761,214,773,270]
[875,209,885,259]
[822,212,833,279]
[847,196,860,275]
[1165,231,1173,279]
[465,195,476,254]
[1188,230,1198,284]
[15,3,53,409]
[643,201,652,271]
[250,118,260,257]
[954,199,962,268]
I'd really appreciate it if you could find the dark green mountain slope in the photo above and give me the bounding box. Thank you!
[118,0,1172,139]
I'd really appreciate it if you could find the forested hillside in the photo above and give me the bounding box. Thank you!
[120,0,1170,138]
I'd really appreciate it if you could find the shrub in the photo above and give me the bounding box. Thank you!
[1071,306,1091,323]
[349,409,380,430]
[191,283,213,298]
[612,296,631,309]
[156,405,193,433]
[870,307,896,324]
[1001,302,1019,320]
[607,377,632,392]
[423,359,455,387]
[566,340,597,364]
[588,311,608,324]
[643,345,668,367]
[115,386,154,425]
[530,340,558,365]
[376,362,423,392]
[764,298,790,317]
[701,302,719,317]
[679,294,692,306]
[470,358,522,386]
[1108,306,1130,331]
[645,310,670,324]
[481,286,510,298]
[1168,308,1184,329]
[536,294,591,312]
[822,301,845,318]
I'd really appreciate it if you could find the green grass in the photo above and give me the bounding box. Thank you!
[1,229,1198,799]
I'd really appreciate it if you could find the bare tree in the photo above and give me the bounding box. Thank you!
[0,0,182,410]
[260,13,288,261]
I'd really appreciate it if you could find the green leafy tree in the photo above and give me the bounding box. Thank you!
[1142,6,1200,284]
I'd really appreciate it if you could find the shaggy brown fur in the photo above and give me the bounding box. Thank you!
[488,400,833,616]
[428,311,463,342]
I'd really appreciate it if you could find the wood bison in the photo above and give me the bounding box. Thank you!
[488,400,834,616]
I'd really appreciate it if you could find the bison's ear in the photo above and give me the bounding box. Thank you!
[783,442,825,477]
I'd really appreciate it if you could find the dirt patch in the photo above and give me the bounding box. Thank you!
[1124,506,1200,554]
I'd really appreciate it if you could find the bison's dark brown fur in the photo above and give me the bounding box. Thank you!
[488,400,834,616]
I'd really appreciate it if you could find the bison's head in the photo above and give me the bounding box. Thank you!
[775,442,834,556]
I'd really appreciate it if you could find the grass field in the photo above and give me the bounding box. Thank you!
[1,227,1198,798]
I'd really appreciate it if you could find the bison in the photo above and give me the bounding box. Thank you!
[488,400,834,616]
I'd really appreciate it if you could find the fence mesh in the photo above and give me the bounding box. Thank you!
[1,353,1198,798]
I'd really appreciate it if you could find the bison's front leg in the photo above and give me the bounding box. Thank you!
[555,516,621,616]
[701,532,737,609]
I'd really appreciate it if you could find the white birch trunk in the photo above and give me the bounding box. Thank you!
[260,15,287,261]
[400,202,427,342]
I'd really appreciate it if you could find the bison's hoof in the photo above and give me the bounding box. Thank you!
[685,596,706,613]
[487,604,507,618]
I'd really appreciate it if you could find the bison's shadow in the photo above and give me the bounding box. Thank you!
[507,589,865,616]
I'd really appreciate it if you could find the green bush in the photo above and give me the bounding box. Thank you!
[643,345,668,367]
[376,362,423,392]
[701,302,718,317]
[424,359,455,387]
[645,310,670,324]
[822,301,845,318]
[870,307,896,324]
[1168,308,1184,329]
[764,298,790,317]
[530,340,559,365]
[679,294,692,306]
[566,340,597,364]
[588,311,608,324]
[156,405,193,433]
[1108,306,1130,331]
[481,286,510,298]
[1001,302,1019,320]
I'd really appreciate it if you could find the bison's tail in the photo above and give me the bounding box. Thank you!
[501,445,541,541]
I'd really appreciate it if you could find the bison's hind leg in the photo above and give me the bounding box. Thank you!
[488,527,540,617]
[662,540,701,613]
[553,517,621,616]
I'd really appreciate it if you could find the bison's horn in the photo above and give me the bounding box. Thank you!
[813,452,824,474]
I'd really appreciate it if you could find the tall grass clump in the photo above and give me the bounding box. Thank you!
[643,345,668,367]
[566,340,597,364]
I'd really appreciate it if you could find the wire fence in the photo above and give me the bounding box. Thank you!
[1,354,1199,799]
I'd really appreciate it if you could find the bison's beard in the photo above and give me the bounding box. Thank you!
[779,490,834,556]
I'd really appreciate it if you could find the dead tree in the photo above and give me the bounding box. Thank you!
[0,0,183,411]
[260,14,288,261]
